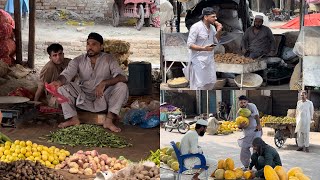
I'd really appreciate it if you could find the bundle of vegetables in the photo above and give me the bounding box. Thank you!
[55,150,129,175]
[112,161,160,180]
[0,160,64,180]
[145,149,160,167]
[0,140,70,169]
[0,132,11,144]
[47,124,132,148]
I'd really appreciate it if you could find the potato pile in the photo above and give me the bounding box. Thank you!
[0,160,64,180]
[112,162,160,180]
[214,53,256,64]
[55,150,129,175]
[103,39,131,71]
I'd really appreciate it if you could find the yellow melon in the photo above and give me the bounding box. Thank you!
[214,169,225,179]
[223,158,235,170]
[233,168,244,179]
[171,161,179,171]
[274,166,287,180]
[287,167,303,177]
[243,171,251,179]
[295,173,311,180]
[264,165,280,180]
[238,108,251,117]
[235,116,249,127]
[224,170,237,180]
[217,159,224,169]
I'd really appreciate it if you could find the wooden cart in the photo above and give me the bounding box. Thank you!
[265,122,298,148]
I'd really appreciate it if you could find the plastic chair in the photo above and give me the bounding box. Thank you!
[170,141,209,180]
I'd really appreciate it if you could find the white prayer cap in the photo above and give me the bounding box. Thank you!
[255,15,264,20]
[196,119,208,126]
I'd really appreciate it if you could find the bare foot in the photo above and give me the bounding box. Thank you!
[58,117,80,128]
[103,117,121,132]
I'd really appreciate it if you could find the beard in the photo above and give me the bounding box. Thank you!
[87,50,99,57]
[254,24,262,29]
[199,130,205,136]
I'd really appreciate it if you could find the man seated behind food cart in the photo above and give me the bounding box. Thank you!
[34,43,71,107]
[241,15,276,59]
[248,137,282,179]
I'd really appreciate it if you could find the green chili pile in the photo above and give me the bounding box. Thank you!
[47,124,132,148]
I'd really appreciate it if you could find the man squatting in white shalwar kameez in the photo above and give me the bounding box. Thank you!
[180,119,217,180]
[295,91,314,152]
[185,7,222,90]
[50,32,128,132]
[237,95,262,170]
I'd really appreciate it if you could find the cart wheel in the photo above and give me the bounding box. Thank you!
[178,123,190,134]
[112,3,120,27]
[164,121,173,132]
[136,4,144,31]
[274,130,286,148]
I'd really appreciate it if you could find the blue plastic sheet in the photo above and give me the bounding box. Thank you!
[123,109,147,125]
[140,116,160,128]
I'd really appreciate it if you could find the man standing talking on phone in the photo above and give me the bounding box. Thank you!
[184,7,222,90]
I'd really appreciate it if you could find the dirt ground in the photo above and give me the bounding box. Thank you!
[160,126,320,179]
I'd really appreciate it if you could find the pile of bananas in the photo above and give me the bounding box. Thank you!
[261,115,296,126]
[146,149,160,167]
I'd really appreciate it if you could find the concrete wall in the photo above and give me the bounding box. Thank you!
[0,0,113,20]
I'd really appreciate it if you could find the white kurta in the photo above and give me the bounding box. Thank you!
[180,130,216,179]
[186,20,218,90]
[295,100,314,133]
[207,117,220,135]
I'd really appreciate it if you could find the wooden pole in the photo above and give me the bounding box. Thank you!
[14,0,22,64]
[28,0,36,68]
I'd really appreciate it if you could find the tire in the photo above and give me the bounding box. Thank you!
[178,123,190,134]
[274,130,286,148]
[112,3,120,27]
[164,121,173,132]
[136,4,144,31]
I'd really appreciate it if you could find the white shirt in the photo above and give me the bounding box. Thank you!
[186,21,218,90]
[295,99,314,133]
[180,130,203,169]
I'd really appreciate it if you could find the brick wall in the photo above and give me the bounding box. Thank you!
[0,0,114,20]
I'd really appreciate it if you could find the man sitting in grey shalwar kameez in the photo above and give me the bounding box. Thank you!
[50,32,128,132]
[241,15,276,59]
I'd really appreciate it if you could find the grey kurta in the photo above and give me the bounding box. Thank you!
[241,25,276,58]
[237,103,262,167]
[58,53,128,119]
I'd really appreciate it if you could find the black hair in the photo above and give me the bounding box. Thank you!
[195,124,206,129]
[252,137,267,155]
[47,43,63,56]
[238,95,248,101]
